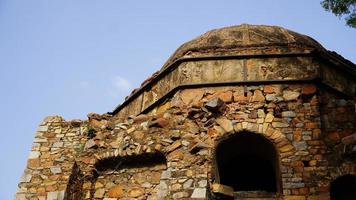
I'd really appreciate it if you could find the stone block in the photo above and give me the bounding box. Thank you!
[37,126,48,132]
[173,191,189,198]
[272,122,289,128]
[183,179,194,189]
[191,188,206,199]
[94,188,105,198]
[282,111,296,118]
[47,191,64,200]
[283,91,300,101]
[211,183,234,197]
[29,151,40,159]
[19,173,32,183]
[302,84,317,95]
[216,118,234,133]
[128,188,144,198]
[250,90,265,102]
[50,166,62,174]
[293,141,308,151]
[265,113,274,123]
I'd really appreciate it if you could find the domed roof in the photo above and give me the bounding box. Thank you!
[162,24,324,69]
[112,24,356,116]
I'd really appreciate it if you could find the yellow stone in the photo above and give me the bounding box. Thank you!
[279,144,294,153]
[107,185,124,198]
[95,181,104,189]
[156,101,171,114]
[211,183,234,197]
[128,188,144,198]
[83,182,92,189]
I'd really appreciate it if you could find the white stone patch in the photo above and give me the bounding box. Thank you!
[182,140,190,146]
[198,180,207,187]
[14,193,26,200]
[37,126,48,132]
[52,142,63,148]
[156,181,168,199]
[282,111,296,118]
[141,182,152,188]
[160,170,171,180]
[34,138,48,143]
[191,188,206,198]
[46,191,64,200]
[183,179,193,189]
[66,132,76,136]
[50,166,62,174]
[20,173,32,183]
[29,151,40,159]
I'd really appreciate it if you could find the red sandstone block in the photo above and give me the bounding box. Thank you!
[319,186,329,192]
[302,84,317,95]
[327,132,340,141]
[299,187,309,195]
[305,122,318,129]
[263,85,275,93]
[216,91,233,103]
[293,130,302,141]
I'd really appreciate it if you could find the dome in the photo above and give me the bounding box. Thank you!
[162,24,324,69]
[111,24,356,117]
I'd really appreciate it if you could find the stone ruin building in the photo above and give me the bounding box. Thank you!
[16,24,356,200]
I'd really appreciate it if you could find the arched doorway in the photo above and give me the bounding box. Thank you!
[215,132,280,193]
[330,174,356,200]
[91,152,167,199]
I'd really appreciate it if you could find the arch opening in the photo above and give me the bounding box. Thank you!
[215,132,280,193]
[89,152,167,199]
[330,174,356,200]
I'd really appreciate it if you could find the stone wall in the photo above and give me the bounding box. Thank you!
[16,116,86,200]
[319,88,356,178]
[16,80,356,200]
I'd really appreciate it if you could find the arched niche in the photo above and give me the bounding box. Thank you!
[330,174,356,200]
[214,132,281,197]
[91,152,167,199]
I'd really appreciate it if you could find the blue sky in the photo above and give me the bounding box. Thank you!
[0,0,355,199]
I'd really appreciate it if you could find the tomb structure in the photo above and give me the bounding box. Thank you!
[16,24,356,200]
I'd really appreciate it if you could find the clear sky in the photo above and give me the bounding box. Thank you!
[0,0,355,199]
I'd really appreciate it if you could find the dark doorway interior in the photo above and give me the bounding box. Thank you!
[216,133,279,192]
[330,174,356,200]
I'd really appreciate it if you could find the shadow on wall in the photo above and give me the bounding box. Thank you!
[213,132,281,199]
[64,163,84,200]
[330,174,356,200]
[91,152,167,199]
[64,152,167,199]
